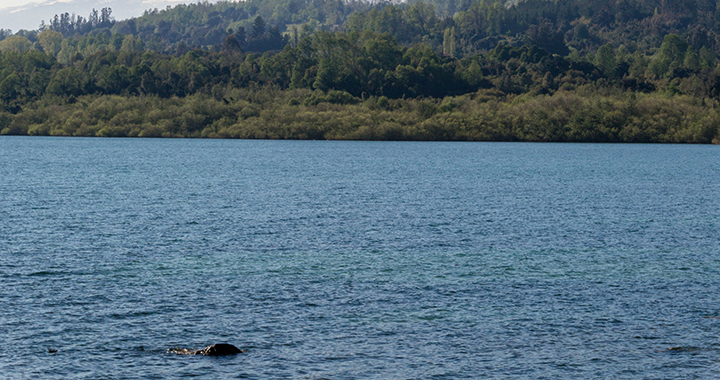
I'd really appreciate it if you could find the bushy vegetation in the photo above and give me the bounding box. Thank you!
[1,0,720,143]
[2,86,718,143]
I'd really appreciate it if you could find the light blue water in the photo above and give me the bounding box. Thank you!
[1,137,719,379]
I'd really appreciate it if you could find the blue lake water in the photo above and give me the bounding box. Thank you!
[1,137,719,379]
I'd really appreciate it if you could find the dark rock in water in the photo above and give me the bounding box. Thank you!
[168,343,245,356]
[195,344,244,356]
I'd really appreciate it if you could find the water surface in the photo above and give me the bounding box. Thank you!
[1,137,719,378]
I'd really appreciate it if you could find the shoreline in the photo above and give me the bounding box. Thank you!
[3,89,719,144]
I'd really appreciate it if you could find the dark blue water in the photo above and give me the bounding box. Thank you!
[1,137,719,379]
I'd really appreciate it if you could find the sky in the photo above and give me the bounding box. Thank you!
[0,0,52,7]
[0,0,209,32]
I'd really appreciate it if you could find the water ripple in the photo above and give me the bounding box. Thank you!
[1,138,719,378]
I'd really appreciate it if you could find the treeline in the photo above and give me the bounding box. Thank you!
[45,0,365,55]
[3,30,719,107]
[4,0,720,59]
[3,0,720,66]
[0,32,600,112]
[45,8,115,36]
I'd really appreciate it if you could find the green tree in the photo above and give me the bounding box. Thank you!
[252,16,266,39]
[57,39,78,64]
[406,2,438,38]
[699,46,715,69]
[96,65,133,94]
[0,73,21,112]
[594,43,617,78]
[649,34,689,77]
[222,34,242,53]
[659,34,689,63]
[443,27,456,58]
[0,36,32,52]
[120,35,144,52]
[311,32,361,94]
[525,22,568,56]
[362,33,403,71]
[38,29,63,56]
[683,46,701,71]
[47,67,83,96]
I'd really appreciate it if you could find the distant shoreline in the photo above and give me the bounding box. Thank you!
[3,90,719,144]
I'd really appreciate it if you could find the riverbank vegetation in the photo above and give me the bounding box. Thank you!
[1,0,720,143]
[5,87,717,143]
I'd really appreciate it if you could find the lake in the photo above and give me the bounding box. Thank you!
[1,137,719,379]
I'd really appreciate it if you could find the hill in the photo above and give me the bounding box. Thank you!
[0,0,719,143]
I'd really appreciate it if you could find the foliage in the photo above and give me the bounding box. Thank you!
[0,0,720,143]
[45,8,115,37]
[0,36,33,52]
[2,89,717,144]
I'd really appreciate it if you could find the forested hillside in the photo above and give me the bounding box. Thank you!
[0,0,719,142]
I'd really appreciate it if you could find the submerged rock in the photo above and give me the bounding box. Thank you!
[169,343,245,356]
[667,346,702,353]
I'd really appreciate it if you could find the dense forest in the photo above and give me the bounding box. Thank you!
[0,0,719,142]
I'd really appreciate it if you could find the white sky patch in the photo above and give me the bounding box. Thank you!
[0,0,74,11]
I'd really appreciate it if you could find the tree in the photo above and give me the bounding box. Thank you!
[525,22,569,56]
[406,2,438,37]
[56,39,78,64]
[649,34,689,77]
[96,65,133,94]
[594,43,617,78]
[311,32,361,94]
[120,35,144,52]
[223,34,242,52]
[252,16,266,39]
[38,29,63,56]
[658,34,689,63]
[235,27,247,49]
[0,36,32,52]
[443,27,456,58]
[46,67,83,96]
[362,33,404,71]
[683,46,701,71]
[0,73,21,112]
[99,7,114,28]
[699,47,715,69]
